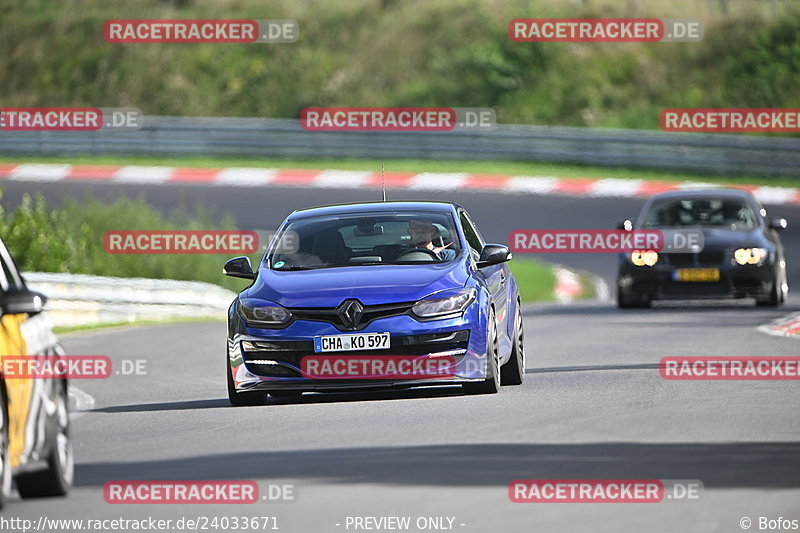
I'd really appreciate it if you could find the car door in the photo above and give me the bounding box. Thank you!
[0,240,57,471]
[0,241,34,471]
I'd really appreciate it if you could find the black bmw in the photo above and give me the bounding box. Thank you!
[616,189,788,308]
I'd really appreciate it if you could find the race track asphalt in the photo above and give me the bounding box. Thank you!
[2,179,799,532]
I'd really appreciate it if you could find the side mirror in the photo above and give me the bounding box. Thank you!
[223,256,256,279]
[477,244,512,268]
[768,217,787,231]
[1,289,46,315]
[616,219,633,231]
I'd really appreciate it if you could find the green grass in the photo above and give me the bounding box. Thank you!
[577,272,599,300]
[0,190,263,292]
[508,258,557,302]
[2,155,797,188]
[3,1,800,131]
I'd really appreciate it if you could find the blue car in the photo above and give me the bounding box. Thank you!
[224,201,525,405]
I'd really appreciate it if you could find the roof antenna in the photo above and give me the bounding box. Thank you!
[381,161,386,202]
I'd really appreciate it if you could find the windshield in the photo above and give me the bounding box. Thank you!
[640,197,758,230]
[267,211,462,270]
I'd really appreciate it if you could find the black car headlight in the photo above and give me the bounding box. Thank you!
[630,250,659,267]
[238,298,292,327]
[412,288,476,320]
[733,248,768,266]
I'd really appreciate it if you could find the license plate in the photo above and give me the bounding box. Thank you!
[673,268,720,282]
[314,332,390,353]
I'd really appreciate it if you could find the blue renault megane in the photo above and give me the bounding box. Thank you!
[224,201,525,405]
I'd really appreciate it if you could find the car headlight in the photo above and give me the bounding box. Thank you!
[412,288,476,319]
[238,298,292,326]
[630,250,658,267]
[733,248,768,266]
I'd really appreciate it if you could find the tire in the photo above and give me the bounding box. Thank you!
[227,361,267,406]
[0,388,11,510]
[16,383,72,499]
[617,287,649,309]
[756,278,780,307]
[463,309,501,395]
[501,302,525,386]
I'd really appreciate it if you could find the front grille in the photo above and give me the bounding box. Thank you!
[289,301,415,331]
[246,363,302,377]
[241,330,470,377]
[662,281,729,296]
[665,251,726,267]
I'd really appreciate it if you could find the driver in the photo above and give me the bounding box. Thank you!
[407,219,456,261]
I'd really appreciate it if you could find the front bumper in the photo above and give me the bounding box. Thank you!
[227,304,490,393]
[617,257,776,302]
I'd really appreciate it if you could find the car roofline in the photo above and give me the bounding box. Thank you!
[645,188,755,200]
[287,201,462,219]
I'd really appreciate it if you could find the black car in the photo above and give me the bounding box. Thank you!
[616,189,788,308]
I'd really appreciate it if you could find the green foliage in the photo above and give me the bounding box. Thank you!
[0,191,260,291]
[2,0,799,129]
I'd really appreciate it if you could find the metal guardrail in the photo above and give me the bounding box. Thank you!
[24,272,235,327]
[2,117,800,177]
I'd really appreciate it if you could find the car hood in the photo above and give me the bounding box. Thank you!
[673,227,771,250]
[243,261,471,307]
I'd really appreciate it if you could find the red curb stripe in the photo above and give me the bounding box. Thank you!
[66,165,123,180]
[0,164,18,178]
[365,171,416,188]
[169,168,221,183]
[271,168,321,185]
[635,180,681,196]
[552,178,598,195]
[463,174,511,190]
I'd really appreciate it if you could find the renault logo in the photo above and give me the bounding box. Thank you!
[338,299,364,329]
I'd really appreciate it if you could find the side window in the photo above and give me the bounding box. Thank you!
[459,211,484,259]
[0,243,22,293]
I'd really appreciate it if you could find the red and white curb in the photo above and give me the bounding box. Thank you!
[553,266,610,303]
[554,267,583,302]
[2,163,799,205]
[758,313,800,339]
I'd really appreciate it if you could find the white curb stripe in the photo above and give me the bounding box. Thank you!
[676,181,723,190]
[113,166,175,184]
[590,178,645,197]
[752,186,799,206]
[504,176,560,194]
[215,167,277,187]
[9,163,72,181]
[408,172,468,191]
[314,170,372,188]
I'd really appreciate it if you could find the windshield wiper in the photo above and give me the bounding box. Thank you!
[273,265,328,271]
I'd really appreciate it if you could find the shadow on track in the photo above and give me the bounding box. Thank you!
[73,441,800,489]
[92,387,466,413]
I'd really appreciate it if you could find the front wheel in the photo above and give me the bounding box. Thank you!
[0,390,11,509]
[756,279,781,307]
[227,362,267,406]
[16,383,73,499]
[501,302,525,386]
[463,309,501,395]
[617,286,649,309]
